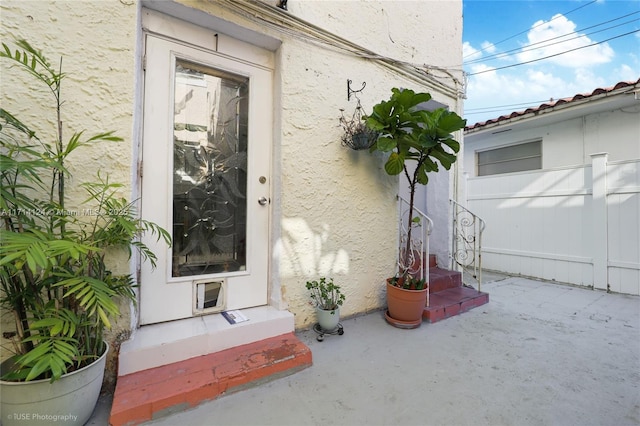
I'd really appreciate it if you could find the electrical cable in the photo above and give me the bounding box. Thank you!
[214,0,465,95]
[464,12,639,65]
[465,100,553,113]
[463,0,598,59]
[468,29,640,76]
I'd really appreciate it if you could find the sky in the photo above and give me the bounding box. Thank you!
[462,0,640,125]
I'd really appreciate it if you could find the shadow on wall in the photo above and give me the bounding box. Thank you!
[277,217,349,278]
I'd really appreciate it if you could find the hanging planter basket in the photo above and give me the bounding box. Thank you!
[345,129,379,150]
[339,101,379,151]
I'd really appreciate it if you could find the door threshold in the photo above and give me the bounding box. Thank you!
[118,306,294,376]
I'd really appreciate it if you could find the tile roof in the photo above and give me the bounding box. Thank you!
[465,78,640,131]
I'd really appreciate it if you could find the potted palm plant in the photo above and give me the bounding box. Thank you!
[366,88,466,328]
[306,277,345,331]
[0,40,170,425]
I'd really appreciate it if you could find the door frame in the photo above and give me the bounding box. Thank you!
[136,9,276,325]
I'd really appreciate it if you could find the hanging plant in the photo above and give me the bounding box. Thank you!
[339,100,378,151]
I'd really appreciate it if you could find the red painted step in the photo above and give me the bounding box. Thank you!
[424,286,489,323]
[424,254,489,323]
[429,267,463,293]
[110,332,312,426]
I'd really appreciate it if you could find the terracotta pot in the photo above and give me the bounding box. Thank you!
[386,279,427,324]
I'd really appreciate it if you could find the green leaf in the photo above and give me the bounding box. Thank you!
[429,146,457,170]
[376,136,396,152]
[441,138,460,153]
[25,357,52,381]
[49,356,63,380]
[416,162,430,185]
[384,152,405,175]
[365,116,385,131]
[97,306,111,329]
[16,340,51,366]
[437,110,467,133]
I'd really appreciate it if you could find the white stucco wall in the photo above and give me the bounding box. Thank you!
[1,0,463,358]
[289,0,463,67]
[261,1,463,327]
[172,0,463,327]
[1,1,138,197]
[0,0,138,382]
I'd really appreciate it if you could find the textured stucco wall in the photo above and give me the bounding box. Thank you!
[0,0,138,388]
[288,0,463,68]
[256,1,463,327]
[295,0,466,273]
[275,36,402,327]
[1,0,463,369]
[170,0,463,328]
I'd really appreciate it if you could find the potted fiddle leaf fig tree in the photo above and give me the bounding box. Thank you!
[366,88,466,328]
[0,40,170,425]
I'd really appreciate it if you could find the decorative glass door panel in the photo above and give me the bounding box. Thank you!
[139,34,272,325]
[173,60,249,277]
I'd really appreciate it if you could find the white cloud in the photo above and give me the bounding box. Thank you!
[573,68,607,90]
[524,70,567,95]
[516,14,614,68]
[464,66,611,123]
[481,41,496,54]
[463,41,481,61]
[468,63,496,75]
[613,64,639,82]
[463,10,636,125]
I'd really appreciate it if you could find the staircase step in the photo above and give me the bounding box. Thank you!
[429,267,463,293]
[118,306,294,376]
[109,333,312,426]
[424,286,489,323]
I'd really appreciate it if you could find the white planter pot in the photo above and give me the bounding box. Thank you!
[316,307,340,331]
[0,342,108,426]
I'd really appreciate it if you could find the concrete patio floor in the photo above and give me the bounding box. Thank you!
[89,273,640,426]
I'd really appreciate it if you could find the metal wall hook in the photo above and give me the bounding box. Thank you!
[347,79,366,101]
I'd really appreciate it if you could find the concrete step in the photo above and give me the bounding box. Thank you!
[118,306,295,376]
[110,333,312,426]
[424,286,489,323]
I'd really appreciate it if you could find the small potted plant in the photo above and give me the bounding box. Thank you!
[366,88,466,328]
[306,277,345,331]
[339,101,378,150]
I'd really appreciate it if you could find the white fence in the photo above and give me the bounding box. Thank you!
[467,154,640,295]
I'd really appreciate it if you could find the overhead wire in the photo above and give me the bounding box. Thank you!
[214,0,466,96]
[465,99,554,113]
[464,11,640,65]
[463,0,598,59]
[468,29,640,76]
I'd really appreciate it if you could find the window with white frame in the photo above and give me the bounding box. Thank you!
[476,140,542,176]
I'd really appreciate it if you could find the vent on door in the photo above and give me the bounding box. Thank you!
[193,280,226,314]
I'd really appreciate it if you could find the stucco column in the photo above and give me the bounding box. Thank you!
[591,153,608,291]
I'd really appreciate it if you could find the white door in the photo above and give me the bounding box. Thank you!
[139,34,272,325]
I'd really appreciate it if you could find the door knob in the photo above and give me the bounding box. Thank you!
[258,197,268,205]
